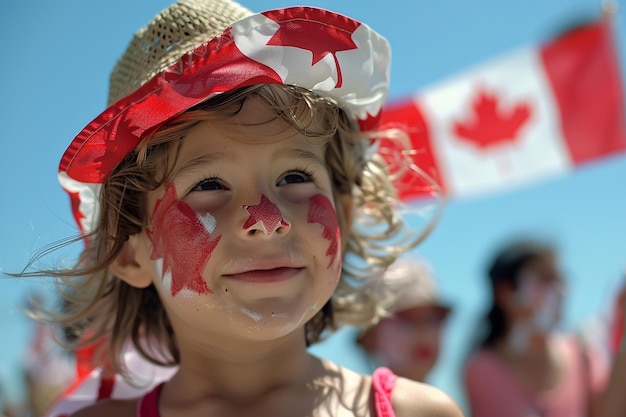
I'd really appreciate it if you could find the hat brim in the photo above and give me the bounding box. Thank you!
[393,301,453,317]
[59,6,390,186]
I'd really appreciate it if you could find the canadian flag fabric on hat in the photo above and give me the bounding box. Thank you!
[382,18,626,201]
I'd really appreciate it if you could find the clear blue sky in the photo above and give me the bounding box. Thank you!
[1,0,626,412]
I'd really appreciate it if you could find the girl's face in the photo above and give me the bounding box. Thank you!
[126,97,346,344]
[371,306,447,382]
[507,256,565,333]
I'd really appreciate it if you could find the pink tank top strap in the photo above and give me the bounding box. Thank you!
[136,383,163,417]
[372,367,398,417]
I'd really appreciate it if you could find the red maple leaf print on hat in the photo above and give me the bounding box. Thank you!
[264,8,360,88]
[454,88,531,149]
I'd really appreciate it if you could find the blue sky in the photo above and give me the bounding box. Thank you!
[1,0,626,412]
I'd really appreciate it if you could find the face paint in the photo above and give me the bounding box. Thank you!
[242,194,290,234]
[506,271,562,353]
[516,270,562,333]
[147,182,221,296]
[240,307,263,322]
[532,286,561,333]
[307,194,340,269]
[515,270,538,308]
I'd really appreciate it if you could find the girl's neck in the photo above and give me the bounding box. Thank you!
[495,332,563,397]
[156,353,369,417]
[498,329,552,359]
[168,332,317,401]
[155,342,361,417]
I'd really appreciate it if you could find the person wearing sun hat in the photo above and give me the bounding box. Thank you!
[357,256,453,383]
[19,0,465,416]
[58,0,390,235]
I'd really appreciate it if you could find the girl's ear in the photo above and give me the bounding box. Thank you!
[110,234,153,288]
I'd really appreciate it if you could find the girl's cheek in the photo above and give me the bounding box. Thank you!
[147,182,221,297]
[515,272,545,310]
[307,194,341,270]
[377,323,412,360]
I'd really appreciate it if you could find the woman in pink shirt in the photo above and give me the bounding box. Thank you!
[463,240,610,417]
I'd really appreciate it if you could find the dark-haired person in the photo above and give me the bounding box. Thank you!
[462,239,614,417]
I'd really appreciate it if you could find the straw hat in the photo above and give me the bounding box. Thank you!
[376,257,452,315]
[58,0,391,233]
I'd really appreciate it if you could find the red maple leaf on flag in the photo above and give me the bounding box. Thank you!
[453,89,532,149]
[264,9,360,88]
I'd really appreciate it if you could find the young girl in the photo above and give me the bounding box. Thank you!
[356,257,452,383]
[28,0,463,416]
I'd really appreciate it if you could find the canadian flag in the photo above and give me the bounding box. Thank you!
[381,18,626,200]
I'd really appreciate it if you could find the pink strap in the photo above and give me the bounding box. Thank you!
[136,383,163,417]
[372,367,397,417]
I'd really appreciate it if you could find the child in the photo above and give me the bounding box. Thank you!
[30,0,463,416]
[357,257,452,383]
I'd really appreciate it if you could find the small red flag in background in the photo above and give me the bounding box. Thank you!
[381,18,626,201]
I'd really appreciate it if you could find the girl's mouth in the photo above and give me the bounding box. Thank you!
[223,267,302,283]
[412,345,435,360]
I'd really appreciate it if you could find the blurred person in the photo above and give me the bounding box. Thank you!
[462,238,626,417]
[597,279,626,417]
[357,257,452,382]
[0,379,22,417]
[609,277,624,357]
[22,323,75,416]
[21,296,76,417]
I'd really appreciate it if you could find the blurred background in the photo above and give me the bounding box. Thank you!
[1,0,626,415]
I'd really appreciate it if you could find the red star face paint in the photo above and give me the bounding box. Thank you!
[307,194,340,269]
[242,194,290,234]
[147,182,221,296]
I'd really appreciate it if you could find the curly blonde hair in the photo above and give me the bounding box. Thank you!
[26,83,438,376]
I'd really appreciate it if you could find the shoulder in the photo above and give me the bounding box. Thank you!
[391,377,465,417]
[69,398,138,417]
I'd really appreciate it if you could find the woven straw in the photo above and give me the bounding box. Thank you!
[108,0,252,105]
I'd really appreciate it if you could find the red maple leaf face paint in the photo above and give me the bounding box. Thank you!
[242,194,290,234]
[147,183,221,296]
[307,194,341,269]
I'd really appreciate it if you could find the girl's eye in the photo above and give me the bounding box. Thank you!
[191,178,225,192]
[278,170,313,186]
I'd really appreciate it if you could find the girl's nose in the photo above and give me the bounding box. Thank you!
[241,194,291,236]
